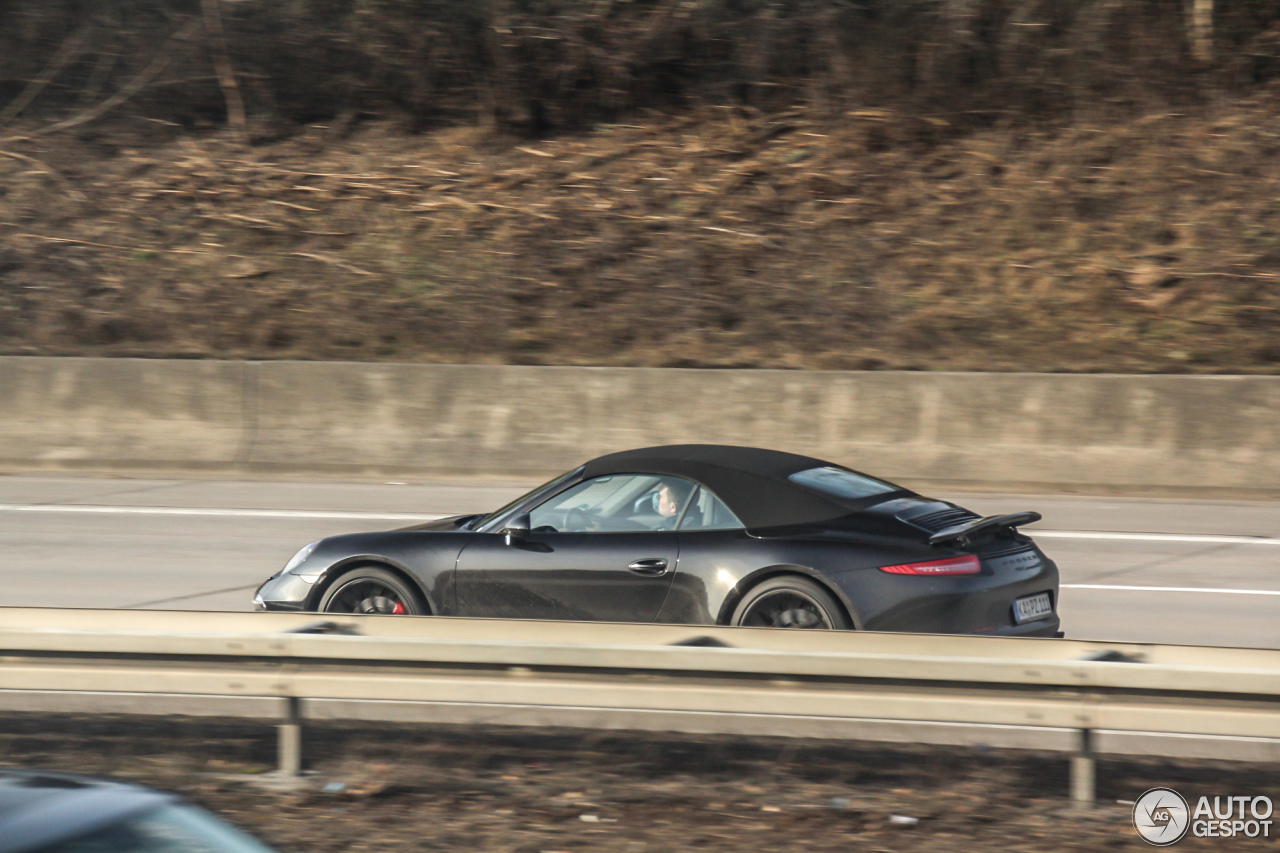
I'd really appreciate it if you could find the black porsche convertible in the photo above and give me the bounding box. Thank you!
[254,445,1060,636]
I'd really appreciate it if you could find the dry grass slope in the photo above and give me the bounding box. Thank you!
[4,98,1280,371]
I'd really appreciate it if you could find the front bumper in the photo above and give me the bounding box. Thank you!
[253,572,316,611]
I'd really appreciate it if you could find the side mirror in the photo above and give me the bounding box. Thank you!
[503,513,531,546]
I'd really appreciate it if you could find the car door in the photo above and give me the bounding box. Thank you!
[454,474,693,622]
[657,485,755,624]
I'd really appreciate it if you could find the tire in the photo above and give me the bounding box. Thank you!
[318,566,426,616]
[731,575,850,630]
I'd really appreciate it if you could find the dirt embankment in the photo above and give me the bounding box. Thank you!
[5,98,1280,372]
[3,2,1280,371]
[2,715,1277,853]
[7,94,1280,371]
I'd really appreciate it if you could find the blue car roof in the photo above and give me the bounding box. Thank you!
[0,770,173,853]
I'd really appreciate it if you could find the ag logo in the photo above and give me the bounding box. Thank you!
[1134,787,1191,846]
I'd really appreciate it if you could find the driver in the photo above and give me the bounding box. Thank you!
[654,481,694,529]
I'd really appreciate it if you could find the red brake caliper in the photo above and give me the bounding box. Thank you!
[391,601,405,615]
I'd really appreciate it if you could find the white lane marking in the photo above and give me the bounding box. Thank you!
[1063,584,1280,596]
[0,504,448,521]
[1035,530,1280,546]
[2,505,1277,597]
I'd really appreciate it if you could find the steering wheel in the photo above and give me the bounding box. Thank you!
[565,506,593,533]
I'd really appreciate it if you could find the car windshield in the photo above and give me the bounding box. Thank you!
[34,802,279,853]
[474,466,585,531]
[787,466,899,500]
[528,474,696,533]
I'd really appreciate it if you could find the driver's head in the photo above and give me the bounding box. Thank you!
[655,482,692,517]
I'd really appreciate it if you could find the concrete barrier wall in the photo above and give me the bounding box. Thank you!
[3,357,1279,495]
[0,358,250,471]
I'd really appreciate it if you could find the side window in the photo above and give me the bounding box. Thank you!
[528,474,696,533]
[678,487,745,531]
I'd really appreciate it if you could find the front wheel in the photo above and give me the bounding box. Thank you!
[318,566,426,616]
[732,576,849,630]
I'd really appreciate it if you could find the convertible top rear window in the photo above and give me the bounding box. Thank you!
[788,466,897,500]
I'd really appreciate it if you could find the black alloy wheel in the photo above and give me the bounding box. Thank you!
[318,566,425,616]
[732,576,850,630]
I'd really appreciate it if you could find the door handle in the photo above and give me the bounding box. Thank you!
[628,558,669,576]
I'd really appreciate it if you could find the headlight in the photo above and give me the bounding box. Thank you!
[283,540,321,578]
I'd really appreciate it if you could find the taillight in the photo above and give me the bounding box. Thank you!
[879,555,981,575]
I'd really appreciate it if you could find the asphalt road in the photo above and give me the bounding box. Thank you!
[1,475,1276,648]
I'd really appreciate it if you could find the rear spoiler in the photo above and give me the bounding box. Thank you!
[928,511,1042,546]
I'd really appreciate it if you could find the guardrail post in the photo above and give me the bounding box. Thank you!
[1070,728,1095,806]
[278,696,302,776]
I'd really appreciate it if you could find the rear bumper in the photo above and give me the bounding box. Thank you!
[983,615,1061,638]
[834,552,1061,635]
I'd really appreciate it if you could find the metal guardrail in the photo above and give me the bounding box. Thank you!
[0,607,1277,803]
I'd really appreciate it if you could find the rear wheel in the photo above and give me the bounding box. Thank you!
[318,566,425,616]
[732,576,849,630]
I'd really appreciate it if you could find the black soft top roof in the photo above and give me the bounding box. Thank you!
[580,444,909,528]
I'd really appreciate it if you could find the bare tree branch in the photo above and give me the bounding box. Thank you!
[1191,0,1214,63]
[0,18,200,144]
[0,23,94,129]
[202,0,248,144]
[0,150,88,202]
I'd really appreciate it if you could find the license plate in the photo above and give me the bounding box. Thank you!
[1012,592,1053,624]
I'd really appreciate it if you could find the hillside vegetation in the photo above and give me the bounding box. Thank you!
[3,0,1280,371]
